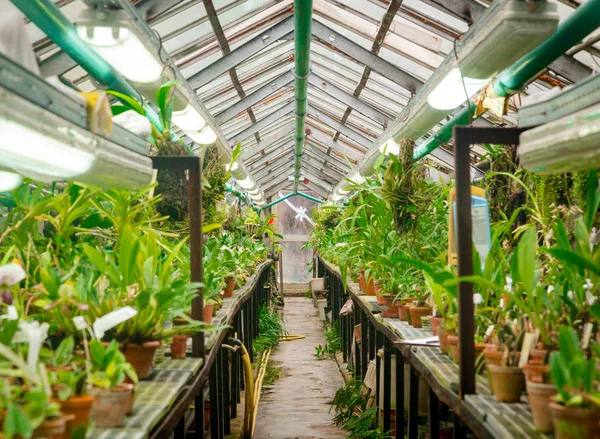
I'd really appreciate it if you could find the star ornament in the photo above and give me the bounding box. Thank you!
[295,206,307,221]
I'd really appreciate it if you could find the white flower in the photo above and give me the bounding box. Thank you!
[547,285,555,295]
[0,263,25,287]
[504,276,513,293]
[584,278,594,291]
[567,290,574,300]
[473,293,483,305]
[499,298,505,308]
[586,290,596,306]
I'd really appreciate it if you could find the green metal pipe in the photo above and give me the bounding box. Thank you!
[292,0,313,192]
[261,192,295,211]
[494,0,600,97]
[296,191,323,204]
[225,183,249,204]
[412,103,475,161]
[414,4,600,163]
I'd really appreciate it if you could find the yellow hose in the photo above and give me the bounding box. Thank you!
[279,334,305,341]
[239,343,255,439]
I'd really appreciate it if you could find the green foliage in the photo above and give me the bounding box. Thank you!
[253,306,285,359]
[344,406,390,439]
[89,339,138,389]
[331,378,368,426]
[202,144,228,225]
[316,322,341,358]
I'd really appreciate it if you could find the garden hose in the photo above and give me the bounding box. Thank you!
[230,338,255,439]
[279,334,305,341]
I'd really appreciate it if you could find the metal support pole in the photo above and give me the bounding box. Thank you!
[383,343,392,434]
[395,351,405,439]
[428,387,440,439]
[360,312,368,378]
[195,392,205,439]
[408,366,419,439]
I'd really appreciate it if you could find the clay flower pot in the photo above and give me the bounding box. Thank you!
[203,303,214,323]
[33,416,66,439]
[223,276,235,298]
[377,294,386,306]
[399,298,415,322]
[529,348,548,364]
[438,329,450,355]
[409,306,432,328]
[52,394,94,439]
[488,365,525,403]
[523,362,550,384]
[430,316,442,336]
[90,383,134,428]
[358,269,366,292]
[171,335,189,360]
[526,381,557,433]
[122,341,161,380]
[381,295,399,318]
[483,347,503,393]
[549,401,600,439]
[447,335,460,363]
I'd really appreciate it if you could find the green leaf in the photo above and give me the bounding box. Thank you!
[90,339,105,369]
[516,227,537,295]
[585,170,600,231]
[547,248,600,277]
[4,403,33,439]
[110,105,135,117]
[106,91,145,116]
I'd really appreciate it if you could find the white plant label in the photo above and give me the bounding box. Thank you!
[582,323,593,349]
[485,325,495,338]
[93,307,137,339]
[518,332,535,368]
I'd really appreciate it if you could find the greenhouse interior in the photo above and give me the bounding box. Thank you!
[1,0,600,438]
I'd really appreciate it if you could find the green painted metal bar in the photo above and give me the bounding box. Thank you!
[261,192,295,211]
[225,183,249,204]
[296,191,323,204]
[292,0,313,193]
[413,3,600,163]
[493,0,600,98]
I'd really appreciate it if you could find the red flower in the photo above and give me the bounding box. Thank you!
[267,218,275,225]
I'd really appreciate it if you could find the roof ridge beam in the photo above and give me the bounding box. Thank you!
[215,69,296,125]
[188,15,295,89]
[311,19,423,94]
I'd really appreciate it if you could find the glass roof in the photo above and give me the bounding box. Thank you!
[16,0,600,199]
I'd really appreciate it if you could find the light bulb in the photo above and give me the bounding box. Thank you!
[0,171,22,192]
[427,68,487,111]
[77,25,163,84]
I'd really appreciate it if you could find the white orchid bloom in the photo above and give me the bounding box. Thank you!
[547,285,555,295]
[567,290,574,300]
[504,276,513,293]
[0,306,18,321]
[584,278,594,291]
[473,293,483,305]
[0,263,25,287]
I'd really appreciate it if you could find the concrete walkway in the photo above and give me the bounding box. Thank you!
[253,297,348,439]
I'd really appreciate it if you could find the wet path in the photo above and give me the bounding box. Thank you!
[253,297,347,439]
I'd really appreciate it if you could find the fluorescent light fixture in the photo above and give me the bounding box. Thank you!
[0,171,22,192]
[332,193,344,201]
[0,84,153,190]
[76,10,163,84]
[427,68,488,110]
[518,103,600,174]
[248,187,260,196]
[379,138,400,156]
[352,0,558,179]
[172,105,217,145]
[237,177,255,190]
[337,187,350,195]
[249,192,263,201]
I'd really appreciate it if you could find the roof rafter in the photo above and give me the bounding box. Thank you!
[243,122,295,159]
[308,105,374,148]
[228,101,295,145]
[187,15,294,89]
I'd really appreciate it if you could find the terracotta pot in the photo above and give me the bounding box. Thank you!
[381,295,399,318]
[122,341,161,380]
[483,347,503,393]
[223,276,236,298]
[33,416,66,439]
[526,381,557,433]
[488,365,525,402]
[52,394,94,439]
[399,298,415,322]
[447,335,460,363]
[358,269,366,292]
[377,294,386,306]
[397,304,407,321]
[430,317,442,336]
[523,362,550,384]
[409,306,432,328]
[121,382,135,415]
[171,335,189,360]
[60,414,75,439]
[203,303,214,323]
[438,329,450,355]
[529,348,548,364]
[365,276,376,296]
[549,401,600,439]
[90,383,133,428]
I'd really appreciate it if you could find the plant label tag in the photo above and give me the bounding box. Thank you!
[582,323,593,349]
[93,307,138,339]
[485,325,495,338]
[533,328,540,345]
[518,332,535,368]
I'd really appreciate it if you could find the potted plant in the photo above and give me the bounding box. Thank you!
[408,286,432,328]
[548,326,600,439]
[48,367,94,439]
[487,319,525,403]
[88,339,138,427]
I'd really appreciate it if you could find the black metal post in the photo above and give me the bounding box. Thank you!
[223,348,231,435]
[195,391,205,439]
[428,387,440,439]
[408,366,419,439]
[395,351,404,439]
[360,311,368,378]
[453,127,526,397]
[383,343,392,435]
